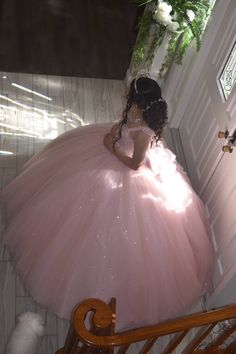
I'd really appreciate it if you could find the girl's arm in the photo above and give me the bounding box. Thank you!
[103,130,151,170]
[110,123,120,137]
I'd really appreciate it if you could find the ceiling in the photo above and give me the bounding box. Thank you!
[0,0,142,80]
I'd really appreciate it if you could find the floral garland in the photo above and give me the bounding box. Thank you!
[133,0,213,77]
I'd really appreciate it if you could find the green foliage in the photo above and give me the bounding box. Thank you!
[132,0,213,77]
[133,11,153,63]
[146,25,166,65]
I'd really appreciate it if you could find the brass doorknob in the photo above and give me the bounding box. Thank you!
[222,145,233,153]
[219,130,236,153]
[218,131,229,139]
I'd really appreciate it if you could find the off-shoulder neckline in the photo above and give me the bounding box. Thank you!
[124,124,154,136]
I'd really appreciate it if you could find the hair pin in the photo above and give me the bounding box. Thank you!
[134,70,153,95]
[142,98,165,112]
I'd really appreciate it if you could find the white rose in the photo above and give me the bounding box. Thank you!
[153,1,173,26]
[154,11,173,26]
[154,11,172,25]
[167,21,180,32]
[158,2,172,15]
[187,9,195,22]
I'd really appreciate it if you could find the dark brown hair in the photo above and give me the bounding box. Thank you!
[114,77,168,147]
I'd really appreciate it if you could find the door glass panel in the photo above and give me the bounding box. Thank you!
[217,40,236,102]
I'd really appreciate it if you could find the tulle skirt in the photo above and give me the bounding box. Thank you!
[1,123,213,330]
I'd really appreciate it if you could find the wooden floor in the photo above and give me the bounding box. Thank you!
[0,0,141,79]
[0,71,190,353]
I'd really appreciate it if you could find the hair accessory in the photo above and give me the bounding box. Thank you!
[134,70,153,95]
[142,98,165,112]
[134,79,139,94]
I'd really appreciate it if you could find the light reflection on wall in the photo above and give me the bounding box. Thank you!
[0,149,14,155]
[0,73,87,142]
[0,104,87,140]
[11,83,53,101]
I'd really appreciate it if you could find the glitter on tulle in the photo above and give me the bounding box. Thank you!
[1,122,213,330]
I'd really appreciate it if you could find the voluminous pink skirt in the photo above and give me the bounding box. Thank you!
[1,123,213,330]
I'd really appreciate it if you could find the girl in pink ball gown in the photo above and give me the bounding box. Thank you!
[1,77,213,330]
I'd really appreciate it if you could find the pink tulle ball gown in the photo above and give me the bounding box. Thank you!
[1,122,213,330]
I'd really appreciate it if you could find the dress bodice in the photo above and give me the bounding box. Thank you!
[114,123,177,177]
[114,123,155,157]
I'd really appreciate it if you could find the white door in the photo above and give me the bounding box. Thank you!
[169,0,236,306]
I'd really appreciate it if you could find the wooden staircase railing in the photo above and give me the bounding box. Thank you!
[55,299,236,354]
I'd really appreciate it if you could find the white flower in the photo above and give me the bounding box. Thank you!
[153,1,173,26]
[154,11,172,26]
[187,9,195,22]
[167,21,180,32]
[158,2,172,14]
